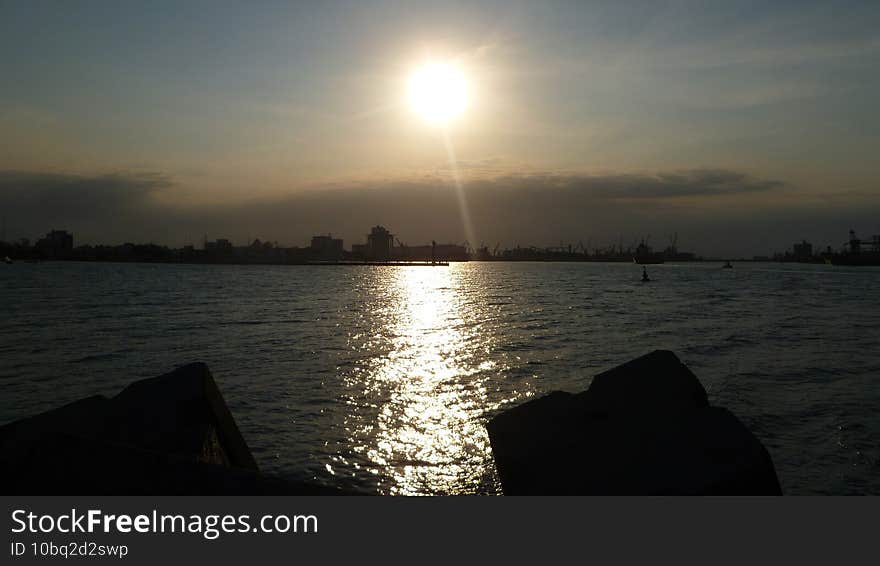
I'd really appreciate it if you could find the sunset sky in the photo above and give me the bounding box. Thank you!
[2,0,879,256]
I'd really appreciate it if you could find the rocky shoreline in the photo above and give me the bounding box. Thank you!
[0,352,780,495]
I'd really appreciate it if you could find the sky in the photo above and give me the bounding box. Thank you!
[1,0,879,256]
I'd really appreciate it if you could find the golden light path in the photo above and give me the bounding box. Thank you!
[321,63,493,493]
[337,265,509,495]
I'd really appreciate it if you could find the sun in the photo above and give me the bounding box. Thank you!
[407,62,469,125]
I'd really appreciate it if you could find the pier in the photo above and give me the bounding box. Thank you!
[307,260,450,266]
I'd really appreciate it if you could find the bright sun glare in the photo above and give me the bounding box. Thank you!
[408,62,468,125]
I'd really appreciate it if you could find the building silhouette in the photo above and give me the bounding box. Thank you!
[365,225,393,260]
[792,240,813,261]
[310,234,344,260]
[35,230,73,259]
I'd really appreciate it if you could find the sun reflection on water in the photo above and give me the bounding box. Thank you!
[339,265,503,495]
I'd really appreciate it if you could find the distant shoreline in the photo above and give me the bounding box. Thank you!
[4,257,844,267]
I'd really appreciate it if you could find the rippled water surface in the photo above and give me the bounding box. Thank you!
[2,261,878,494]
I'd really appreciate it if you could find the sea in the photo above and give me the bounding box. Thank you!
[1,261,878,495]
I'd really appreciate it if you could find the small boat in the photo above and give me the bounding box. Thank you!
[2,256,11,264]
[722,261,733,269]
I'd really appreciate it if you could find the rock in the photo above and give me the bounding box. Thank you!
[0,363,343,494]
[486,350,782,495]
[583,349,708,415]
[105,362,258,470]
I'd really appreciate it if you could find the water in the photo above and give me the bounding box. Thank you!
[2,261,878,494]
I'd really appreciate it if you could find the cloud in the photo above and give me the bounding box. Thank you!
[459,169,784,199]
[2,166,874,258]
[0,170,172,242]
[0,170,171,210]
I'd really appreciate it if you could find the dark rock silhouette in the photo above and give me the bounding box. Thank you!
[487,350,782,495]
[0,363,342,494]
